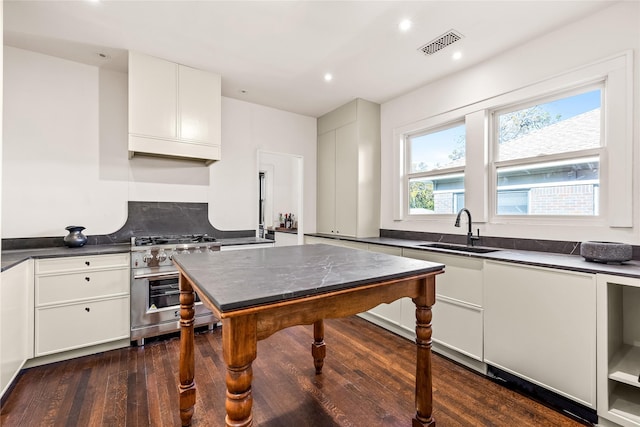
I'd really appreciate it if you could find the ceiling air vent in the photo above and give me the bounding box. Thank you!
[418,30,463,56]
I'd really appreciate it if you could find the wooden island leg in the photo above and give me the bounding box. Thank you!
[179,275,197,427]
[311,320,326,374]
[223,316,258,427]
[413,276,437,427]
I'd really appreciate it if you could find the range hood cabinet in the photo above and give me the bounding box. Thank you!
[128,51,221,165]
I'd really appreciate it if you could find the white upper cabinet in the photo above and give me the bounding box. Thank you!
[128,51,221,164]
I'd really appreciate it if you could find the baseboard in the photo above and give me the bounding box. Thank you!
[24,339,131,368]
[487,365,597,425]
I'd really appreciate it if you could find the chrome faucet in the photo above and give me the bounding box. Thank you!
[455,208,480,246]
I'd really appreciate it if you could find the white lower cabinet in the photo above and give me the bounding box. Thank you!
[274,231,299,247]
[1,260,34,398]
[304,235,368,251]
[34,254,130,357]
[36,297,130,356]
[402,249,484,372]
[364,244,405,329]
[484,260,597,409]
[305,238,406,332]
[597,274,640,427]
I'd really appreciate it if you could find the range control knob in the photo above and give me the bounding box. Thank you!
[157,250,168,262]
[142,251,154,264]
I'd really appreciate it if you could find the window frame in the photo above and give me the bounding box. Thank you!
[404,120,466,218]
[390,50,638,231]
[392,51,631,229]
[489,82,605,222]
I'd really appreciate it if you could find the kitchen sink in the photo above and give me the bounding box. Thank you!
[417,243,500,254]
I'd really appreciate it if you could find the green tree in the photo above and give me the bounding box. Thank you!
[499,105,561,144]
[447,106,561,161]
[409,180,434,211]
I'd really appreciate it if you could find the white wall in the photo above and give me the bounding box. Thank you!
[381,1,640,244]
[2,47,316,238]
[210,97,316,232]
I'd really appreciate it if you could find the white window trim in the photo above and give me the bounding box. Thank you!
[393,51,633,228]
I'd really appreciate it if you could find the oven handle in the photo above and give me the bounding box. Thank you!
[133,271,180,280]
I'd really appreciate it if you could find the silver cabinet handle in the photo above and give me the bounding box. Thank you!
[133,272,179,280]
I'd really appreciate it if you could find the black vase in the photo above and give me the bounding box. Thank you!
[64,226,88,247]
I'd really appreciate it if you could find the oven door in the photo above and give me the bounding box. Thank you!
[131,267,213,332]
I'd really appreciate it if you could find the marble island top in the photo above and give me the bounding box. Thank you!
[172,243,444,312]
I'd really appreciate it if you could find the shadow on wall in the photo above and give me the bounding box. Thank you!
[97,68,210,187]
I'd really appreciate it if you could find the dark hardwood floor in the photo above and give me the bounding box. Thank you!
[1,316,586,426]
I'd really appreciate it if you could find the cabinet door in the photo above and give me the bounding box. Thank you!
[403,249,483,305]
[1,261,34,397]
[401,248,484,360]
[367,244,403,324]
[274,232,299,247]
[36,268,130,306]
[484,261,596,408]
[178,65,221,146]
[334,122,358,236]
[317,131,336,234]
[128,51,177,139]
[36,253,129,274]
[35,296,130,357]
[431,298,483,360]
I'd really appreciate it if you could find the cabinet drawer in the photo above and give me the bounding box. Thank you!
[432,297,483,361]
[368,244,402,256]
[403,249,483,306]
[36,253,129,274]
[35,296,130,356]
[36,268,129,305]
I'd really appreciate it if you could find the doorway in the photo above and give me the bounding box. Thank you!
[257,150,304,245]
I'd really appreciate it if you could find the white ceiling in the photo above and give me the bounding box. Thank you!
[4,0,616,118]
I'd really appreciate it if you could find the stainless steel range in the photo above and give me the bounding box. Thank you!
[130,234,221,345]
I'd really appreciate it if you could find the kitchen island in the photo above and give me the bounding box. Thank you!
[172,244,444,427]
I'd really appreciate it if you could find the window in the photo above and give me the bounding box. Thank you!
[393,53,630,228]
[493,87,602,216]
[406,123,465,215]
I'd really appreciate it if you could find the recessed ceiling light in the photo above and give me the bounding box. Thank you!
[452,51,463,61]
[96,52,110,60]
[239,89,248,94]
[399,19,412,32]
[324,73,333,82]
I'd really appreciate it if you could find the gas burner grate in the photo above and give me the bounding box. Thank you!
[134,234,216,246]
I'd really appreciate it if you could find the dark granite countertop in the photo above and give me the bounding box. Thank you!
[1,237,274,272]
[173,244,444,312]
[216,237,274,246]
[306,233,640,279]
[1,243,131,271]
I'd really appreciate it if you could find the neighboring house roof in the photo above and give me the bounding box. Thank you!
[498,108,601,161]
[436,108,600,169]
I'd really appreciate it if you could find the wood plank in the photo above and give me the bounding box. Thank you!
[1,317,587,427]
